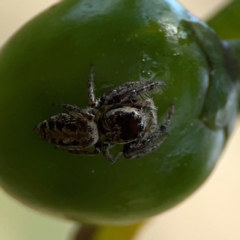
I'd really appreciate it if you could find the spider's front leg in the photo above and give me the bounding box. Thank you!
[100,81,167,106]
[101,142,122,164]
[88,64,101,108]
[124,104,174,159]
[124,134,168,159]
[68,144,101,156]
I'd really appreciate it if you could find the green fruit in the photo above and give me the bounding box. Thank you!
[0,0,239,225]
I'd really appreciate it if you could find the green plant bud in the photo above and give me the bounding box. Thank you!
[0,0,239,225]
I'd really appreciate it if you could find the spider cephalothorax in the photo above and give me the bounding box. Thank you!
[35,65,174,163]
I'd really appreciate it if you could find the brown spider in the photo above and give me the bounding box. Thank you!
[35,65,174,163]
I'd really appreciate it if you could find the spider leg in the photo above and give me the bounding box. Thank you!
[124,134,168,159]
[101,142,123,164]
[100,81,166,106]
[54,103,82,111]
[124,104,174,159]
[140,103,174,145]
[88,64,100,108]
[119,98,155,109]
[68,144,101,156]
[159,103,174,132]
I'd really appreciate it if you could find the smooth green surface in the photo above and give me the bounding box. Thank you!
[0,0,239,225]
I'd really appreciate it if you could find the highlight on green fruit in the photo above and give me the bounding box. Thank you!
[0,0,239,226]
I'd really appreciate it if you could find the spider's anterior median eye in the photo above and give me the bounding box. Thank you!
[130,111,135,117]
[116,113,123,121]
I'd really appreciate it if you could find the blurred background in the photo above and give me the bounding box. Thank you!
[0,0,239,239]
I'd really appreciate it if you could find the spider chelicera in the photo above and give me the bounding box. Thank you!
[35,65,174,163]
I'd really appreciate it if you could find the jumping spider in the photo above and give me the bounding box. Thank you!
[35,65,174,163]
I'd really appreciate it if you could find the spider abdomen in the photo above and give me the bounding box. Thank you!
[36,112,99,149]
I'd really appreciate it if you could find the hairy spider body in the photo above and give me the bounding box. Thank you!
[37,110,99,150]
[100,106,146,143]
[35,65,174,163]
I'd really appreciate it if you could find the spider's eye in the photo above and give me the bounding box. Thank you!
[130,111,135,117]
[139,124,144,131]
[136,115,142,123]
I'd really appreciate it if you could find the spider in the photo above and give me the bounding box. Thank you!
[35,64,174,163]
